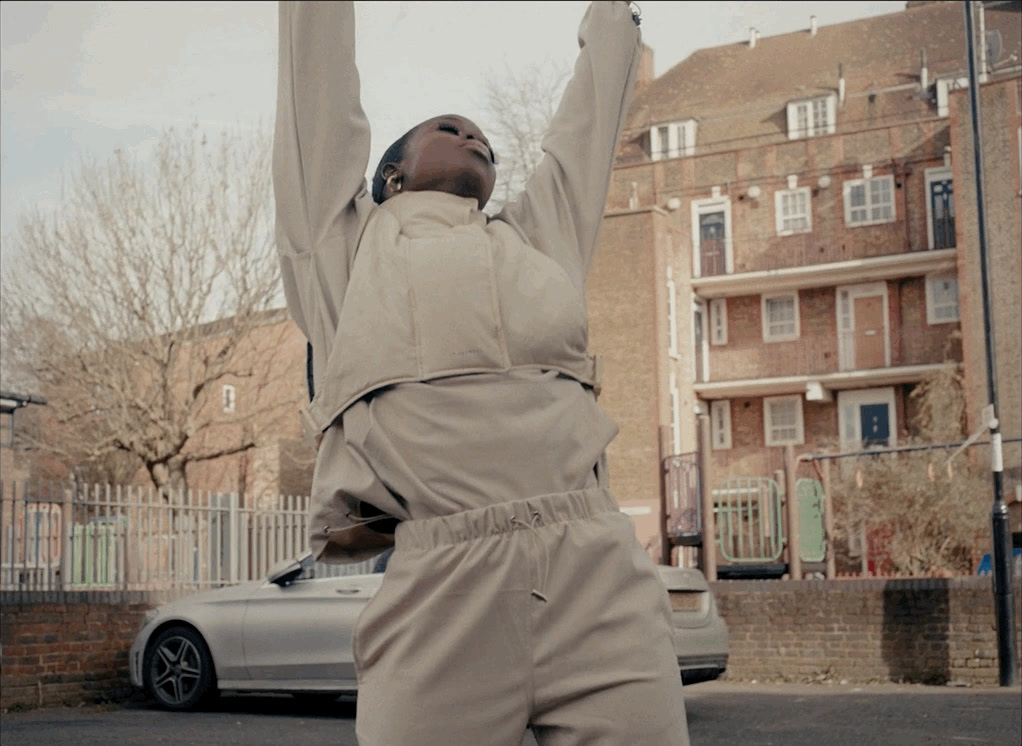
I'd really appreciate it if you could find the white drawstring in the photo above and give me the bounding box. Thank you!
[511,510,550,602]
[323,512,396,535]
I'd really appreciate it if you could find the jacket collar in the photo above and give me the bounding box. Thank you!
[379,191,487,237]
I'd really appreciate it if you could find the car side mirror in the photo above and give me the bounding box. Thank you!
[268,550,315,587]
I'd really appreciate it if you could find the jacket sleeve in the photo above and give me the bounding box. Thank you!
[496,1,641,286]
[273,1,375,366]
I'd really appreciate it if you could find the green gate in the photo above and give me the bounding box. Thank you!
[796,478,826,563]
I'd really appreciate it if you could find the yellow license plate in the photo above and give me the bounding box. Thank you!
[669,592,702,612]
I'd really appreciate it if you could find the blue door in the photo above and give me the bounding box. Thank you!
[860,403,890,447]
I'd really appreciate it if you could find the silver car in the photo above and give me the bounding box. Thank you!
[129,550,728,710]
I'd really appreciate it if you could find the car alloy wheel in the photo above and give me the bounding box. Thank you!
[145,626,217,710]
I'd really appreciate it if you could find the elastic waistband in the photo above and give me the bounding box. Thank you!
[394,488,619,551]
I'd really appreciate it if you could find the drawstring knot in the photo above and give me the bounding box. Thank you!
[511,510,550,602]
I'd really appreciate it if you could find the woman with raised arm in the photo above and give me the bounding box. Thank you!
[273,2,689,743]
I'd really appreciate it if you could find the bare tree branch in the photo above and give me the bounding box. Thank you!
[0,125,299,494]
[481,61,569,214]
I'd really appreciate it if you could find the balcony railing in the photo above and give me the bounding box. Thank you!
[704,325,961,385]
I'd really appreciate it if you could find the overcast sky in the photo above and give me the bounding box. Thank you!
[0,0,907,267]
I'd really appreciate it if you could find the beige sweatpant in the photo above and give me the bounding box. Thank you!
[352,488,690,745]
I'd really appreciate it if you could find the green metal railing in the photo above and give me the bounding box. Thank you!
[712,477,827,565]
[713,478,785,563]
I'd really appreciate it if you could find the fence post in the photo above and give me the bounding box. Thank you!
[60,484,72,591]
[784,445,802,580]
[698,414,716,581]
[821,457,836,579]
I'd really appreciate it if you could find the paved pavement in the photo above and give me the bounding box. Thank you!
[1,681,1020,745]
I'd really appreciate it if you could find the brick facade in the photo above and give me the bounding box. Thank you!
[948,75,1022,490]
[591,2,1021,561]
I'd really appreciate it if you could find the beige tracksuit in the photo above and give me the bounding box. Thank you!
[274,2,689,743]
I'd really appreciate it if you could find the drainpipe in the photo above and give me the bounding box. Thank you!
[698,414,717,581]
[899,161,912,251]
[784,445,802,580]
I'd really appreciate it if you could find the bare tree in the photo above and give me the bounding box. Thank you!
[0,125,301,493]
[482,61,570,213]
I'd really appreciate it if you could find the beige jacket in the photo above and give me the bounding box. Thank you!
[274,0,642,435]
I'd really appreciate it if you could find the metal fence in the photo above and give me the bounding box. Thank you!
[0,480,376,592]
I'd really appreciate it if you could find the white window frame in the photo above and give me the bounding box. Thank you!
[786,95,837,140]
[764,395,805,447]
[761,292,800,343]
[650,119,697,161]
[923,166,954,250]
[837,387,897,451]
[709,298,728,345]
[691,195,733,277]
[925,273,960,324]
[666,270,679,359]
[774,186,812,236]
[222,384,236,414]
[836,282,891,371]
[843,174,896,227]
[669,373,682,456]
[692,298,710,382]
[710,399,732,450]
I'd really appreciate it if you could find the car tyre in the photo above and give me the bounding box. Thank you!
[144,625,218,711]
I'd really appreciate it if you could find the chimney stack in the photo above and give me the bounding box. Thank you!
[810,16,818,36]
[635,43,656,92]
[749,28,758,48]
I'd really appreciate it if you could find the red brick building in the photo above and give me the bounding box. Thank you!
[589,1,1022,564]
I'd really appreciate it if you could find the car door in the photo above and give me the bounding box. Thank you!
[241,573,382,684]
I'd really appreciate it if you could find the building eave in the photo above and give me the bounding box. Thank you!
[693,362,959,399]
[692,249,958,298]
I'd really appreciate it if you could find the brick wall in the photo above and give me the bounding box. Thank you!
[2,579,1019,710]
[589,209,662,512]
[712,576,1022,685]
[0,591,171,710]
[949,77,1022,490]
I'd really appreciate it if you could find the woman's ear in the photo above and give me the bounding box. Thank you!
[381,162,403,199]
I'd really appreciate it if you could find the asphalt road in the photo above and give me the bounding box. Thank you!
[2,681,1020,746]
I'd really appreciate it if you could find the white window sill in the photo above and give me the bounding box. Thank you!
[846,217,896,229]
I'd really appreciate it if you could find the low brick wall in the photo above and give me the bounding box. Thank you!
[711,576,1022,686]
[0,591,175,711]
[2,578,1020,710]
